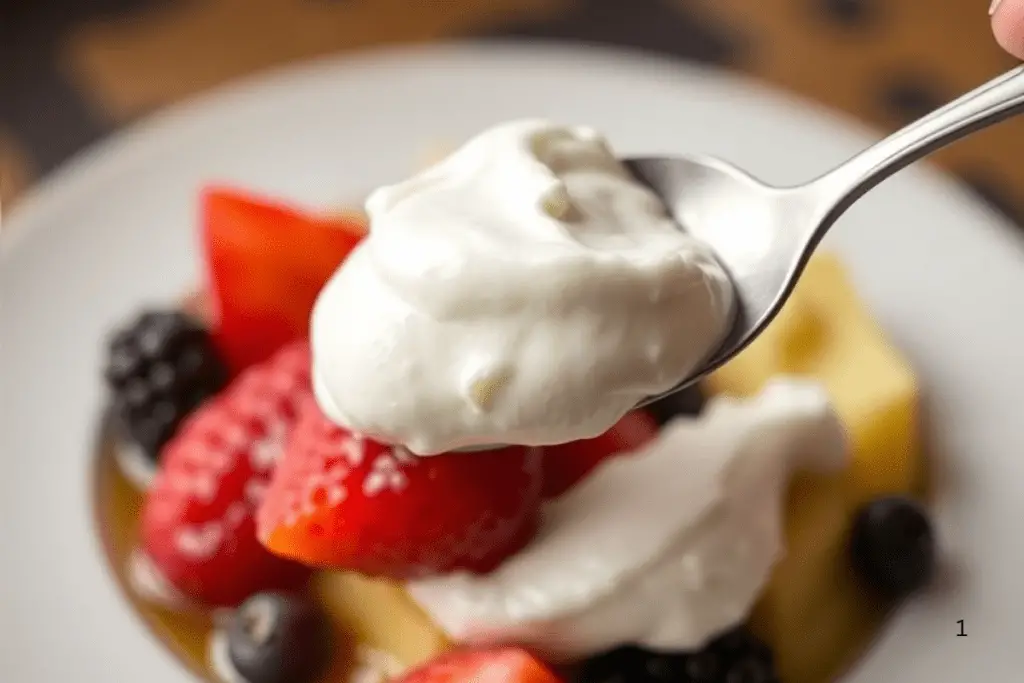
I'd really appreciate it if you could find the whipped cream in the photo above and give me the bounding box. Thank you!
[312,119,734,455]
[128,549,194,611]
[406,379,847,661]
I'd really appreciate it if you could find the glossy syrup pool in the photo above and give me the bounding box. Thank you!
[91,415,451,683]
[93,417,218,680]
[91,411,920,683]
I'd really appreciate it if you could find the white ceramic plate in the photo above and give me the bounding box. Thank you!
[0,41,1017,682]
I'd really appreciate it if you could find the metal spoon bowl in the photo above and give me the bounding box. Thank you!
[629,63,1024,408]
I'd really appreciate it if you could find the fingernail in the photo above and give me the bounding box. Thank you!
[991,0,1004,16]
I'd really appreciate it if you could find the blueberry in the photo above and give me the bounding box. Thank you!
[105,309,227,463]
[850,496,936,600]
[227,592,330,683]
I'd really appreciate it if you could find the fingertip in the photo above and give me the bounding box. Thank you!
[992,0,1024,59]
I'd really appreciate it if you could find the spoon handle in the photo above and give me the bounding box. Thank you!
[811,64,1024,223]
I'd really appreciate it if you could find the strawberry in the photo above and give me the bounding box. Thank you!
[541,410,659,498]
[201,187,366,375]
[256,404,545,578]
[139,340,314,607]
[397,648,564,683]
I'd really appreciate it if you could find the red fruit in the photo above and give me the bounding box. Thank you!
[201,187,366,374]
[397,648,564,683]
[140,340,314,607]
[257,404,545,578]
[542,410,659,498]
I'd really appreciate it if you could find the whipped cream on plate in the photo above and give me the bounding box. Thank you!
[311,119,735,455]
[406,379,847,661]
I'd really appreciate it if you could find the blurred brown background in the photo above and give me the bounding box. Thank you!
[1,0,1021,225]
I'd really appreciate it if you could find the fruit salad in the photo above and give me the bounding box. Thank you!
[96,136,936,683]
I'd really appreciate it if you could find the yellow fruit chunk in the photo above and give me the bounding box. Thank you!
[706,253,923,683]
[313,571,450,679]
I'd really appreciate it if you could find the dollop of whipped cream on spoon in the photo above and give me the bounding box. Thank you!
[312,119,734,455]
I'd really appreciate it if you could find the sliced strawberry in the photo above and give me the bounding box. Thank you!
[201,187,366,374]
[397,649,563,683]
[140,340,314,607]
[541,410,659,498]
[257,404,545,578]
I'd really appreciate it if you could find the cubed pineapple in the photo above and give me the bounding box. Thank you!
[706,253,923,683]
[313,571,450,679]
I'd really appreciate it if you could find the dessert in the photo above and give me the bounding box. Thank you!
[95,123,935,683]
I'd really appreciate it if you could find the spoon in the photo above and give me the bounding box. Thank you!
[628,63,1024,409]
[452,65,1024,453]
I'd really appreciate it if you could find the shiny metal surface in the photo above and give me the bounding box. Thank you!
[631,63,1024,406]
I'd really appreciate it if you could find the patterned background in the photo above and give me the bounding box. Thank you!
[1,0,1021,225]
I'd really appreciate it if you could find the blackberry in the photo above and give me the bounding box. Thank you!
[723,657,776,683]
[708,625,772,664]
[849,495,936,600]
[105,309,228,460]
[683,649,724,682]
[645,384,707,427]
[710,626,776,681]
[577,626,776,683]
[643,649,722,683]
[578,647,648,683]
